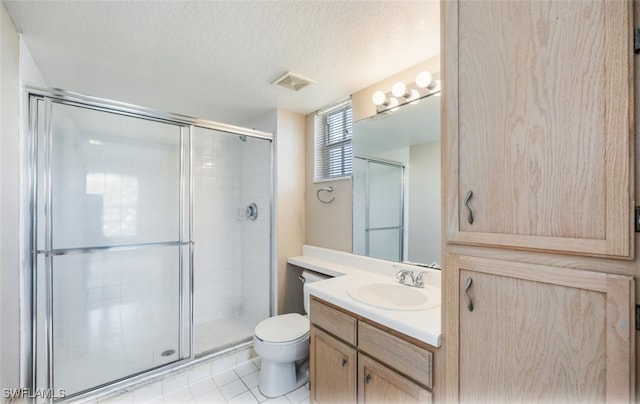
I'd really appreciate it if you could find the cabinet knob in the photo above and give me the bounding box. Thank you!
[341,358,348,367]
[364,373,372,384]
[464,190,474,225]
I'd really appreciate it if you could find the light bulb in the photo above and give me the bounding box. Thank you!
[416,71,432,88]
[372,90,387,106]
[391,81,408,98]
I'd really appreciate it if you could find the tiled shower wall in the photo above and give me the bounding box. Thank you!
[193,130,243,325]
[239,137,271,326]
[192,129,271,328]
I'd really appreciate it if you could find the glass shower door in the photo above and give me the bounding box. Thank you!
[365,160,404,261]
[33,98,191,397]
[353,157,405,261]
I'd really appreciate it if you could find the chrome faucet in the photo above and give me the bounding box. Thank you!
[395,269,415,287]
[396,269,431,288]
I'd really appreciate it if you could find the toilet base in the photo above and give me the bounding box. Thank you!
[258,358,309,398]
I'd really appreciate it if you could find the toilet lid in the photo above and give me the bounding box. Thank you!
[255,313,310,343]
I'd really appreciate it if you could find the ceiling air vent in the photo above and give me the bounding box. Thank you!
[271,71,315,92]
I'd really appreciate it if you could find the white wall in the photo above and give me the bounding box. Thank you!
[1,3,21,392]
[20,39,44,85]
[274,110,306,315]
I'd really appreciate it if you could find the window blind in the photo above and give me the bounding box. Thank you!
[314,98,353,182]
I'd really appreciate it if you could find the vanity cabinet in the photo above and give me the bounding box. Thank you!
[358,354,431,403]
[442,0,633,258]
[444,255,635,402]
[310,327,357,403]
[309,297,436,403]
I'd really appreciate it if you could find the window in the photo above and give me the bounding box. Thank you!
[314,98,353,181]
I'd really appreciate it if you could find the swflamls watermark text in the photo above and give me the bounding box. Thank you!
[2,388,66,399]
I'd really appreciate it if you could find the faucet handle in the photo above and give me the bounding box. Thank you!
[414,271,431,288]
[395,269,415,285]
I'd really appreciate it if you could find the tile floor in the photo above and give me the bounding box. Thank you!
[101,358,310,404]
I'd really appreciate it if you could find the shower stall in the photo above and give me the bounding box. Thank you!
[27,88,273,399]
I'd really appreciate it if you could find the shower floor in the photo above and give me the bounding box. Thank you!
[195,314,258,355]
[53,314,259,397]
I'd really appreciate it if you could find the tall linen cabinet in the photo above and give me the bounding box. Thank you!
[442,0,636,402]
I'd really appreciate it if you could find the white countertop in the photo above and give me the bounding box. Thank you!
[287,255,368,277]
[288,245,442,348]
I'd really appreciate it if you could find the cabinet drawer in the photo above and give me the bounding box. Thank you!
[310,298,357,346]
[358,321,432,388]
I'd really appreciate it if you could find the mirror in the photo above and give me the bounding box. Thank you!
[352,94,440,265]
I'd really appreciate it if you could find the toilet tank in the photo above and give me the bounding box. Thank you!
[301,270,331,314]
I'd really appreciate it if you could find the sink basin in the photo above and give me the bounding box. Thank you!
[347,282,440,311]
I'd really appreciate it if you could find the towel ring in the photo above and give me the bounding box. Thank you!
[316,186,335,204]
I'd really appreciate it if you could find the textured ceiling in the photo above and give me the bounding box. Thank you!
[3,0,440,127]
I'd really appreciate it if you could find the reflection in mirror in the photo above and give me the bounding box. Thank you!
[352,94,440,265]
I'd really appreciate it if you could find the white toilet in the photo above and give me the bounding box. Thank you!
[253,270,329,398]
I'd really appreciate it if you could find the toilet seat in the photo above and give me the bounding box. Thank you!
[255,313,309,343]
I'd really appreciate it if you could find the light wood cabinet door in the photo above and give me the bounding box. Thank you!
[443,0,633,258]
[358,353,432,403]
[310,326,357,403]
[444,255,635,403]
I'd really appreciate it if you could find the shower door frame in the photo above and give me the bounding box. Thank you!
[25,86,274,400]
[354,156,406,262]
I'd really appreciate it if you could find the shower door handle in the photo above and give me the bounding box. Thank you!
[39,240,195,257]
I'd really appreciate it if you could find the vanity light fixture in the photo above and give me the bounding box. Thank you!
[372,90,389,106]
[416,71,435,89]
[391,82,410,98]
[387,97,400,111]
[371,70,441,113]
